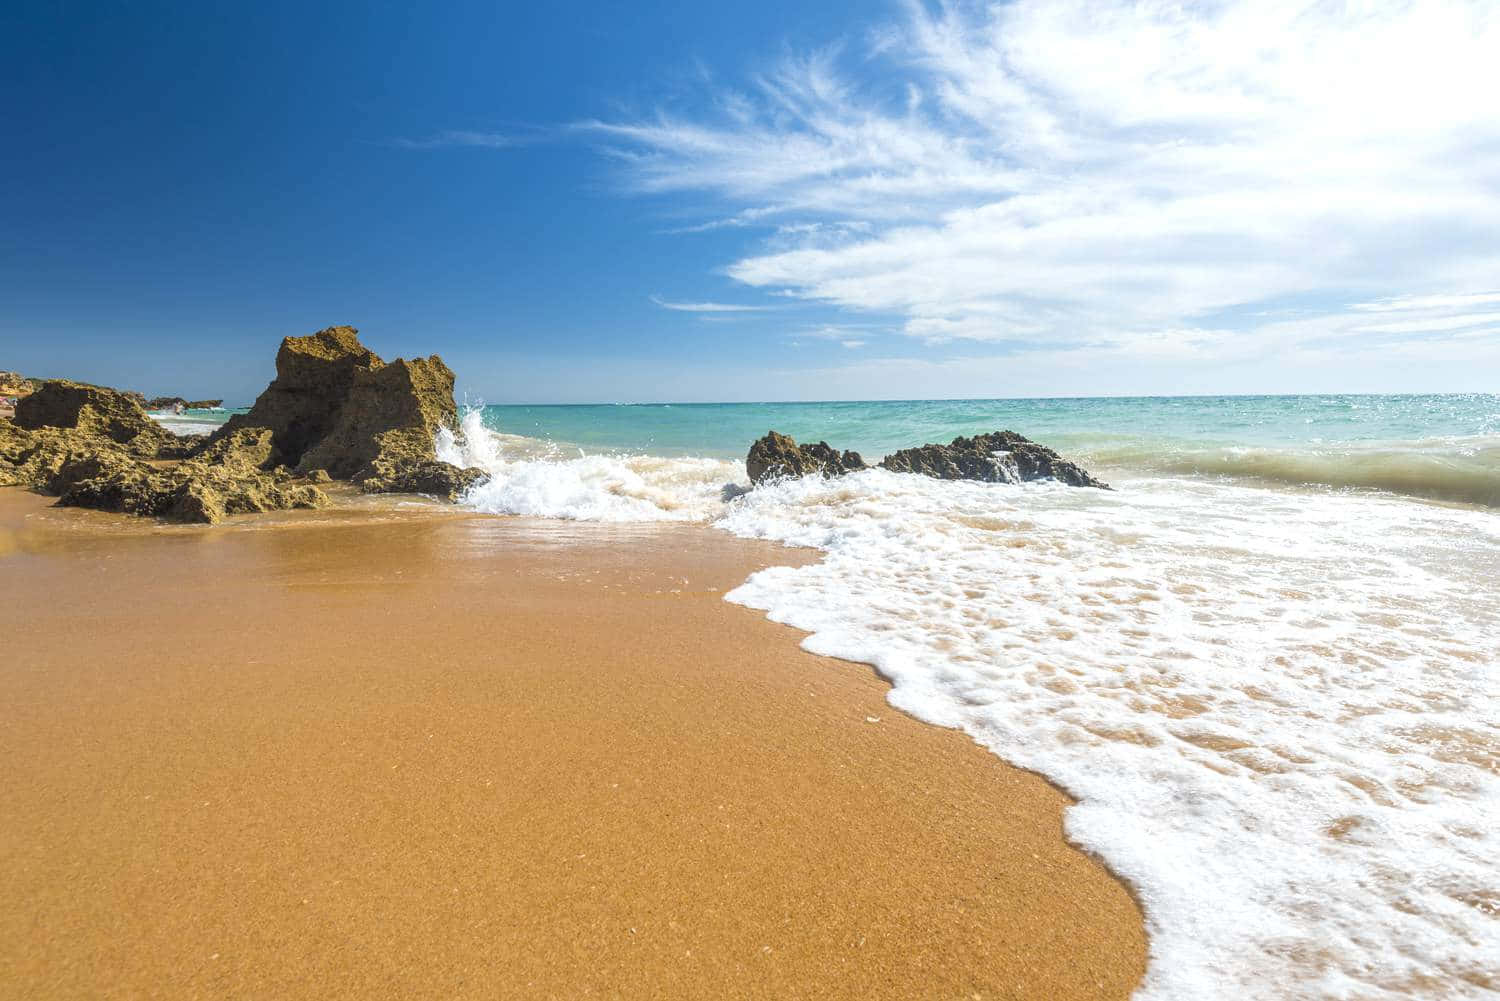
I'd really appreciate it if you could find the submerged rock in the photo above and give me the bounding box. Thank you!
[746,431,867,484]
[879,431,1108,488]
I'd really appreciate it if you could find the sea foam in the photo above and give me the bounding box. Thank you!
[442,410,1500,1000]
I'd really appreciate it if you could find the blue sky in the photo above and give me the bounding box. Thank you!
[4,1,1499,404]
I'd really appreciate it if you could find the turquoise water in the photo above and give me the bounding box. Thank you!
[474,394,1500,507]
[477,394,1500,457]
[164,394,1500,506]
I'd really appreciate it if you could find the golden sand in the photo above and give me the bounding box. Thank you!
[0,489,1145,999]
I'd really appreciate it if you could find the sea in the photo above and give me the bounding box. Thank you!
[161,395,1500,1000]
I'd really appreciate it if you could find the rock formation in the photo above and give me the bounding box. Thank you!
[880,431,1108,488]
[146,396,223,410]
[13,380,174,457]
[746,431,867,484]
[745,429,1108,489]
[1,324,485,523]
[211,325,472,494]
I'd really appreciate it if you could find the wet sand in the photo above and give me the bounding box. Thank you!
[0,488,1145,1000]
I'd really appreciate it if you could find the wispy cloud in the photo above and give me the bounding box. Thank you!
[649,294,773,313]
[591,0,1500,367]
[391,130,522,150]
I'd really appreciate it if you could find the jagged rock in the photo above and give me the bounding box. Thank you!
[56,433,327,524]
[742,428,1107,490]
[298,355,459,478]
[14,379,173,457]
[746,431,867,484]
[2,418,327,524]
[4,325,478,523]
[215,325,382,466]
[58,461,328,524]
[192,426,276,473]
[154,436,203,460]
[879,431,1108,488]
[0,423,131,492]
[358,458,486,501]
[146,396,224,410]
[211,325,469,491]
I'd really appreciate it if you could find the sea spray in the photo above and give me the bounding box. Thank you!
[441,412,1500,1000]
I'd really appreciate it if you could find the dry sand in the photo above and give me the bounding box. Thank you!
[0,488,1146,1000]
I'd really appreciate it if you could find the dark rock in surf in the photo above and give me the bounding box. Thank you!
[742,428,1107,489]
[146,396,223,410]
[879,431,1108,488]
[746,431,867,484]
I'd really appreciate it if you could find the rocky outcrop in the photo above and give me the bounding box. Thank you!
[1,420,328,524]
[746,431,867,484]
[146,397,223,410]
[13,380,174,457]
[744,429,1107,489]
[57,451,327,524]
[358,457,487,501]
[0,371,33,393]
[296,354,459,479]
[1,325,479,523]
[212,325,473,492]
[880,431,1108,488]
[216,325,381,466]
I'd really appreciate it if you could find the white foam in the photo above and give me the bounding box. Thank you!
[445,415,1500,999]
[440,410,738,522]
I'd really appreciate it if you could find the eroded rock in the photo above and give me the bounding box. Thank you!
[4,325,482,523]
[14,380,173,457]
[358,457,486,501]
[743,428,1107,490]
[746,431,867,484]
[215,325,383,466]
[297,354,459,479]
[879,431,1108,488]
[146,397,223,410]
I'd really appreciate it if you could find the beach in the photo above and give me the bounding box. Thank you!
[0,488,1147,999]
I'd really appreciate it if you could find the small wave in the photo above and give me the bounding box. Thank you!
[1084,437,1500,508]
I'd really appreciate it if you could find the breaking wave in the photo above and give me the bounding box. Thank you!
[1078,436,1500,508]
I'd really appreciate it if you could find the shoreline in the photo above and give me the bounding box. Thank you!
[1,488,1146,999]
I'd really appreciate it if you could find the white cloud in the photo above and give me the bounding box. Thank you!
[649,295,773,312]
[593,0,1500,370]
[393,130,519,149]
